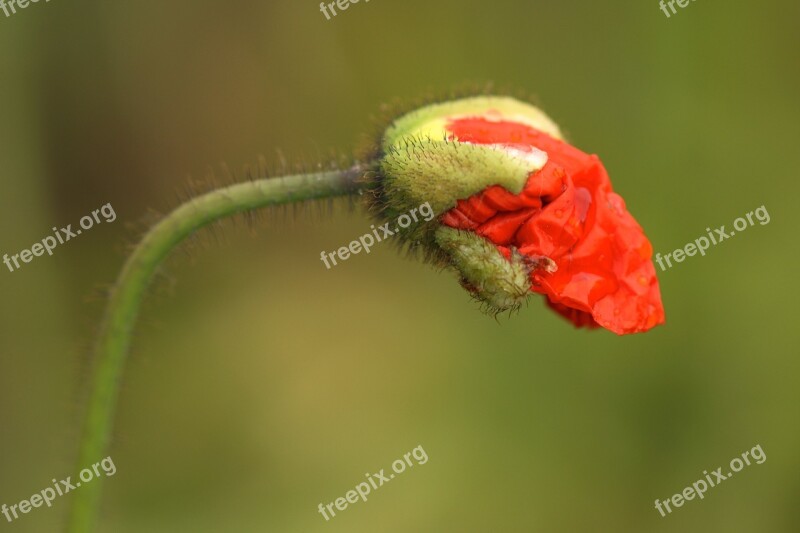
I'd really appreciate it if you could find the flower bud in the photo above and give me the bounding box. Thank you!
[365,96,665,334]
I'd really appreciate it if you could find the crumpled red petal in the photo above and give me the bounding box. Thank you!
[441,117,665,334]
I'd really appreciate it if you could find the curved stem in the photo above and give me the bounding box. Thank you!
[66,166,362,533]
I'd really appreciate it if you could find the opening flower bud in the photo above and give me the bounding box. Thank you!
[365,95,665,335]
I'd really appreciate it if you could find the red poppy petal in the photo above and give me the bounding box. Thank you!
[440,116,665,334]
[475,208,539,246]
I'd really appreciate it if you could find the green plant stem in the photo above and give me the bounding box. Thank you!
[66,166,362,533]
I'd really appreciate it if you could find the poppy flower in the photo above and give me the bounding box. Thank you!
[366,95,665,335]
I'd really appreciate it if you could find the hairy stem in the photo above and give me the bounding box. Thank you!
[66,166,362,533]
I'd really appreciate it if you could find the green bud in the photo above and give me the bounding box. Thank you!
[364,95,563,310]
[378,96,562,219]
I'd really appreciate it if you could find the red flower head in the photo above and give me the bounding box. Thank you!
[366,96,665,335]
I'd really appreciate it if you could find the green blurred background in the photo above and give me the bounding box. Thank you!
[1,0,799,531]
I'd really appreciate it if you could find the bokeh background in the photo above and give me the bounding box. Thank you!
[1,0,799,531]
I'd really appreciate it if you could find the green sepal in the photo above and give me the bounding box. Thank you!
[434,225,533,312]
